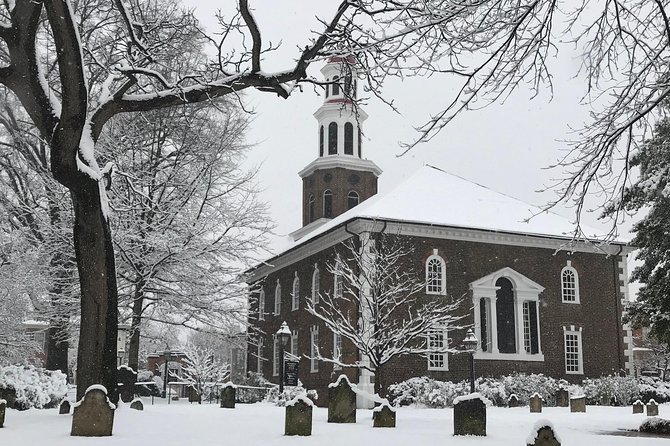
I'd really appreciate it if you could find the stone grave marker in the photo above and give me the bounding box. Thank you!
[59,400,71,415]
[373,401,396,428]
[220,383,236,409]
[0,399,6,428]
[647,399,659,416]
[117,365,137,403]
[569,395,586,413]
[71,385,115,437]
[285,395,313,436]
[529,393,543,413]
[0,388,16,409]
[188,386,201,404]
[508,394,519,408]
[632,400,644,414]
[130,399,144,411]
[328,375,357,423]
[526,420,561,446]
[555,388,569,407]
[453,393,487,436]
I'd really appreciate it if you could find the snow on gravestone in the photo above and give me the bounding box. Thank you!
[130,398,144,411]
[71,385,115,437]
[220,383,236,409]
[508,394,519,408]
[59,400,71,415]
[529,393,543,413]
[372,401,396,428]
[569,395,586,413]
[117,365,137,403]
[0,398,6,428]
[453,393,489,436]
[285,394,313,436]
[633,400,644,414]
[647,399,659,417]
[526,419,561,446]
[328,375,356,423]
[555,388,569,407]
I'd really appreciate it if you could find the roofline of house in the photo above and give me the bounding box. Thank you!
[245,216,634,283]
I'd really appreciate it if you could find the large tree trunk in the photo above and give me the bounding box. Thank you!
[72,182,119,403]
[127,286,144,371]
[45,318,69,374]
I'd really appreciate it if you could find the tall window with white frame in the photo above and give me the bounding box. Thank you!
[561,261,580,303]
[427,326,449,370]
[563,326,583,374]
[426,250,446,295]
[256,339,263,373]
[273,337,280,376]
[334,262,343,299]
[311,266,320,305]
[292,273,300,311]
[258,289,265,321]
[274,280,281,315]
[291,330,299,356]
[333,332,342,370]
[310,326,319,373]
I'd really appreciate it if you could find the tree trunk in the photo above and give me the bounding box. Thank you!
[127,288,144,371]
[374,365,384,399]
[45,317,69,375]
[72,182,119,404]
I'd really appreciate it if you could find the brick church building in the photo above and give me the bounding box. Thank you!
[246,58,634,406]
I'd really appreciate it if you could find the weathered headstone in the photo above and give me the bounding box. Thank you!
[0,388,16,409]
[373,401,396,428]
[130,399,144,411]
[555,389,569,407]
[609,396,618,407]
[632,400,644,414]
[285,395,313,436]
[569,395,586,413]
[453,393,487,436]
[171,395,180,401]
[188,386,201,404]
[0,399,6,428]
[647,399,659,416]
[526,420,561,446]
[59,400,71,415]
[220,383,236,409]
[529,393,543,413]
[117,365,137,403]
[508,394,519,408]
[71,385,115,437]
[327,375,356,423]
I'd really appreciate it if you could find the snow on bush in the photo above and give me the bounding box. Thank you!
[0,364,67,410]
[266,380,318,407]
[582,375,639,405]
[640,417,670,435]
[639,376,670,403]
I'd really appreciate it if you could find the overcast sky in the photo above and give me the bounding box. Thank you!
[180,1,636,253]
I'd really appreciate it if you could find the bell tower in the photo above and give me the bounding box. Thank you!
[293,57,382,239]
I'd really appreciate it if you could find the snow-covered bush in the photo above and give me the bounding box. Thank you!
[637,376,670,403]
[388,376,459,408]
[582,375,639,405]
[235,372,273,403]
[640,417,670,435]
[0,365,68,410]
[499,374,565,406]
[265,380,318,407]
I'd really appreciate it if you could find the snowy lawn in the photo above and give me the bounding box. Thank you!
[1,398,668,445]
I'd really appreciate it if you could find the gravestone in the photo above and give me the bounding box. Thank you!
[508,394,519,408]
[188,387,201,404]
[59,400,71,415]
[327,375,356,423]
[220,383,236,409]
[526,421,561,446]
[569,396,586,413]
[71,386,115,437]
[609,396,618,407]
[453,394,487,436]
[647,399,659,416]
[130,399,144,411]
[529,393,543,413]
[0,388,16,409]
[373,402,396,428]
[632,400,644,414]
[555,389,569,407]
[117,366,137,403]
[285,395,313,436]
[0,399,6,428]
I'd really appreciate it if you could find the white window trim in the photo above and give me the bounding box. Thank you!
[256,339,263,374]
[333,332,342,370]
[561,261,580,304]
[310,326,319,373]
[426,249,447,295]
[427,326,449,371]
[274,280,281,315]
[563,326,584,375]
[311,265,320,305]
[292,273,300,311]
[258,289,265,321]
[334,262,343,299]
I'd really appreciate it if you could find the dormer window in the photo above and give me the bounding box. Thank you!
[328,122,338,155]
[344,122,354,155]
[347,191,359,210]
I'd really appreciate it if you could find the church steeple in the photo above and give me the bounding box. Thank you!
[295,57,382,235]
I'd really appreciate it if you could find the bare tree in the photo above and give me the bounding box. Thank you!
[179,342,230,402]
[307,234,466,396]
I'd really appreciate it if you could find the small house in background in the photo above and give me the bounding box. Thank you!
[146,350,189,397]
[21,319,49,363]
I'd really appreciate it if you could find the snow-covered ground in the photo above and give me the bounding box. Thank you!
[1,398,667,445]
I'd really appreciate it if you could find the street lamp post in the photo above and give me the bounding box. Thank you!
[463,329,478,394]
[276,321,291,395]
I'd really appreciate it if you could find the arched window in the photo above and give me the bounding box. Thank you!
[344,122,354,155]
[495,277,516,354]
[561,262,580,303]
[312,266,320,305]
[426,250,446,295]
[347,191,359,210]
[357,127,362,157]
[308,194,315,223]
[332,75,340,95]
[258,289,265,321]
[274,281,281,315]
[319,126,324,157]
[292,273,300,311]
[328,122,338,155]
[323,190,333,218]
[334,262,343,299]
[325,80,329,98]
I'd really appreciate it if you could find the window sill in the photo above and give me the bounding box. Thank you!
[474,352,545,362]
[427,367,449,371]
[565,370,583,375]
[562,300,580,304]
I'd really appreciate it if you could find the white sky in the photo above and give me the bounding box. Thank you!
[181,1,637,252]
